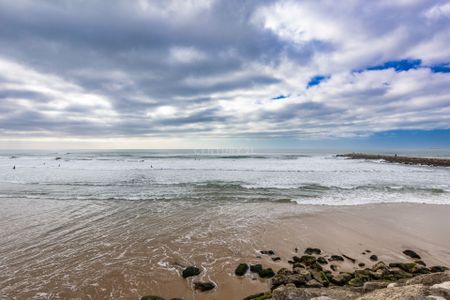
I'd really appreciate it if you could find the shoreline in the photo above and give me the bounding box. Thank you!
[338,153,450,167]
[2,202,450,299]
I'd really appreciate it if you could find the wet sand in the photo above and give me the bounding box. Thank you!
[1,202,450,299]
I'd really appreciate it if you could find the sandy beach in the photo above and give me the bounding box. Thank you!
[2,201,450,299]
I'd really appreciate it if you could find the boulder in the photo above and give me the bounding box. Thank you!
[371,261,389,273]
[369,255,378,261]
[431,266,449,273]
[261,250,275,255]
[329,255,344,262]
[358,263,365,268]
[305,248,322,255]
[430,281,450,299]
[259,268,275,278]
[271,272,311,289]
[272,284,317,300]
[272,256,281,262]
[193,281,215,291]
[317,257,328,265]
[235,263,249,276]
[406,272,450,286]
[330,273,353,286]
[182,266,201,278]
[298,255,317,266]
[356,284,429,300]
[250,264,263,274]
[389,262,430,274]
[362,281,389,292]
[403,249,421,259]
[306,279,324,288]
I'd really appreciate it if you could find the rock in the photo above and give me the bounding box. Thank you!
[362,281,389,292]
[182,266,201,278]
[330,264,338,272]
[348,277,365,287]
[243,292,272,300]
[406,272,450,286]
[427,296,447,300]
[141,296,164,300]
[430,281,450,299]
[358,263,365,268]
[271,273,310,289]
[389,262,430,274]
[342,254,356,263]
[259,268,275,278]
[369,255,378,261]
[261,250,275,255]
[317,257,328,265]
[250,264,263,274]
[310,270,330,287]
[293,263,306,269]
[330,273,353,286]
[272,284,316,300]
[272,256,281,262]
[416,260,427,266]
[235,263,249,276]
[278,268,293,275]
[356,284,429,300]
[387,283,397,288]
[371,261,389,273]
[305,248,322,255]
[311,262,323,271]
[431,266,449,273]
[193,281,215,291]
[306,279,324,288]
[403,249,421,259]
[329,255,344,262]
[382,267,413,281]
[298,255,317,266]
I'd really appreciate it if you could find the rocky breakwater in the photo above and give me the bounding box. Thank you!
[337,153,450,167]
[242,248,450,300]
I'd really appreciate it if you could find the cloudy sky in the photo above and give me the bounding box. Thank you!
[1,0,450,149]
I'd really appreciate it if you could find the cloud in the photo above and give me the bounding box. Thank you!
[0,0,449,146]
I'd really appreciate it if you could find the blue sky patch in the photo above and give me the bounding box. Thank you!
[366,59,422,72]
[307,75,330,88]
[430,64,450,73]
[272,94,288,100]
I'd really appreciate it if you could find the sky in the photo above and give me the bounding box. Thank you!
[0,0,450,149]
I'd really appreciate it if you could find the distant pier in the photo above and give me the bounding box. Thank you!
[337,153,450,167]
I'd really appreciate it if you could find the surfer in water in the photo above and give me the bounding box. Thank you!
[13,165,16,170]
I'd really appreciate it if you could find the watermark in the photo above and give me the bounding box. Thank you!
[193,147,255,156]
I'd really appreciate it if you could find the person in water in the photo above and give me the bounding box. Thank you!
[13,165,15,170]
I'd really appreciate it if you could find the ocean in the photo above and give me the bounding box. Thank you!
[1,149,450,299]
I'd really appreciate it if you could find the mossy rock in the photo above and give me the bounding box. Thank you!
[235,263,249,276]
[243,292,272,300]
[299,255,316,266]
[259,268,275,278]
[250,264,263,274]
[141,296,165,300]
[182,266,201,278]
[317,257,328,265]
[348,277,365,287]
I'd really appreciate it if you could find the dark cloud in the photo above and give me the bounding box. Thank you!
[0,0,449,143]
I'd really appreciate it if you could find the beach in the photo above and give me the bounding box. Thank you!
[1,151,450,299]
[1,201,450,299]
